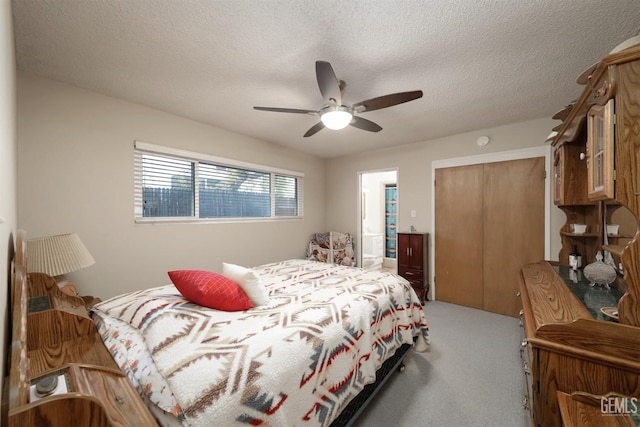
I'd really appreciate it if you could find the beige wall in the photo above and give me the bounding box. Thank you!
[325,118,565,271]
[16,72,567,305]
[17,73,326,299]
[0,0,17,399]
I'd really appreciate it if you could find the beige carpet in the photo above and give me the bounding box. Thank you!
[353,300,529,427]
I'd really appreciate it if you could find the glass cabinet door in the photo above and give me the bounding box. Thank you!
[553,147,563,205]
[586,99,615,200]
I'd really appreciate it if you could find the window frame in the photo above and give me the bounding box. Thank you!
[134,141,304,224]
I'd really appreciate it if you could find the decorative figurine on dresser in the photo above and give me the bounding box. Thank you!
[519,37,640,427]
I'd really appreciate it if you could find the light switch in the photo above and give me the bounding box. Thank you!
[411,210,416,218]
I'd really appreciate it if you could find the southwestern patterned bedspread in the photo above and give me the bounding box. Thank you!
[92,259,429,426]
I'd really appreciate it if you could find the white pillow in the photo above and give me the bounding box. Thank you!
[222,263,269,306]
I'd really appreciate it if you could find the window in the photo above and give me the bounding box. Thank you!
[134,141,303,222]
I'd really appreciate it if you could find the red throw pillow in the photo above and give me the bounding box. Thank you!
[168,270,253,311]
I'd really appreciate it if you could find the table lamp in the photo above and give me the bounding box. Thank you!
[27,233,95,296]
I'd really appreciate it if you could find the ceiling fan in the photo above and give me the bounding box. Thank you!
[253,61,423,137]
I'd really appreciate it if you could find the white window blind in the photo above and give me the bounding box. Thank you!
[275,175,300,217]
[134,141,303,222]
[199,163,270,218]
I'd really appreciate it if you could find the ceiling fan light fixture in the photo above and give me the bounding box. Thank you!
[254,61,423,137]
[321,106,353,130]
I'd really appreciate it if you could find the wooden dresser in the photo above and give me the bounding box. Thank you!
[520,41,640,427]
[519,262,640,426]
[6,231,156,426]
[557,391,639,426]
[397,232,429,303]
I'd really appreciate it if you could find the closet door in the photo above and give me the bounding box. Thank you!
[435,157,545,317]
[434,164,484,309]
[483,157,545,317]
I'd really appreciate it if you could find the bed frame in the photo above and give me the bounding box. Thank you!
[5,230,414,426]
[330,343,412,426]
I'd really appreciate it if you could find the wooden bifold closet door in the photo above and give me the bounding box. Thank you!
[434,157,545,317]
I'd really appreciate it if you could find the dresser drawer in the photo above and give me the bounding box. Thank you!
[406,279,423,289]
[399,268,423,280]
[520,336,534,425]
[399,268,426,303]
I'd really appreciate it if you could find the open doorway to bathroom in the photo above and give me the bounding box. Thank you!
[358,169,398,272]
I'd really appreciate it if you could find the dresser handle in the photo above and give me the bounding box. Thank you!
[115,395,125,405]
[523,362,530,375]
[521,338,528,348]
[516,291,521,297]
[519,309,524,316]
[523,396,529,410]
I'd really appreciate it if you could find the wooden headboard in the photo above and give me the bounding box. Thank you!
[8,230,28,412]
[4,230,156,426]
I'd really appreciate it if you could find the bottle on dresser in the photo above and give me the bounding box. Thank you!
[569,245,582,270]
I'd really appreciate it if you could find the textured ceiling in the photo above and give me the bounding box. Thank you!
[12,0,640,158]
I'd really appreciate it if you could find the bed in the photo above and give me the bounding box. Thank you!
[90,258,429,426]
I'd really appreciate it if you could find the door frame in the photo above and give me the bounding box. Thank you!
[430,145,552,300]
[357,168,399,269]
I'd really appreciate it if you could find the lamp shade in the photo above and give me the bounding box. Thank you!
[27,233,95,277]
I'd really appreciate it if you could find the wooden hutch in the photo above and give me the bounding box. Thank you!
[519,41,640,426]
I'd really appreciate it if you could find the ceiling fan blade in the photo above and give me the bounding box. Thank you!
[352,90,423,112]
[254,106,316,115]
[316,61,342,105]
[303,121,325,137]
[350,116,382,132]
